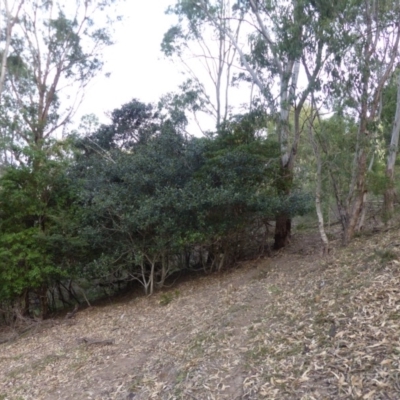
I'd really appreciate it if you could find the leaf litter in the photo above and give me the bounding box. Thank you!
[1,225,400,399]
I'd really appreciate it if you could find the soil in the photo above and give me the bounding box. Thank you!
[1,225,400,399]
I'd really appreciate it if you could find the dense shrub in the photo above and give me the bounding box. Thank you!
[0,100,312,319]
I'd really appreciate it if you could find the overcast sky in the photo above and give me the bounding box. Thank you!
[77,1,182,124]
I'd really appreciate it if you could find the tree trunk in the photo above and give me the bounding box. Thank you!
[356,191,368,232]
[316,191,329,255]
[308,107,329,254]
[273,149,294,249]
[273,74,293,250]
[384,74,400,223]
[12,289,29,322]
[384,184,396,223]
[274,213,291,249]
[38,285,49,319]
[344,187,367,245]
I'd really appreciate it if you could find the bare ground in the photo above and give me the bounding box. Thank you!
[2,226,400,399]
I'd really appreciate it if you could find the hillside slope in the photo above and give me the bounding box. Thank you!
[1,227,400,399]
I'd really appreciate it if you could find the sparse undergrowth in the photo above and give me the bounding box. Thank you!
[1,225,400,399]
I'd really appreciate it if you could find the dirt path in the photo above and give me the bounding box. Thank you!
[1,229,400,399]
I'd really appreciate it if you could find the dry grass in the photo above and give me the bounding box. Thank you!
[1,225,400,399]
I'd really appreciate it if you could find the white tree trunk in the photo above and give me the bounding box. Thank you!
[384,74,400,223]
[0,0,24,97]
[308,109,329,255]
[387,75,400,173]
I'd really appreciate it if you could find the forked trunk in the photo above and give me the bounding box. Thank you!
[343,101,369,245]
[343,147,368,244]
[343,189,367,245]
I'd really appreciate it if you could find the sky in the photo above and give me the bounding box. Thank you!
[77,1,183,124]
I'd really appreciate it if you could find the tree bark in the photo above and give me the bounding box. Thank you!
[0,0,24,96]
[274,213,291,249]
[38,285,49,319]
[384,74,400,224]
[344,146,368,245]
[274,151,295,250]
[308,107,329,254]
[342,0,400,244]
[356,191,368,232]
[197,0,327,249]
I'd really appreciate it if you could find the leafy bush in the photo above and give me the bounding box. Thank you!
[0,100,313,318]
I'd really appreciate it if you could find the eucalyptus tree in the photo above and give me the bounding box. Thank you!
[164,0,345,248]
[0,0,24,167]
[0,0,24,95]
[0,0,123,318]
[163,0,243,132]
[306,106,330,254]
[321,0,400,243]
[0,0,122,163]
[383,72,400,223]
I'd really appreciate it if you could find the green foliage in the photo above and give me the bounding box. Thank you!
[159,290,180,306]
[312,115,357,200]
[0,0,121,161]
[68,100,313,295]
[374,249,398,264]
[0,0,124,319]
[0,159,61,302]
[0,229,53,300]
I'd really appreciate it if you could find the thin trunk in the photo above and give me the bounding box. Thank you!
[0,0,24,169]
[274,75,293,250]
[356,153,375,231]
[343,1,373,245]
[142,254,157,295]
[356,191,369,232]
[308,108,329,255]
[274,60,307,249]
[215,12,224,129]
[316,183,329,255]
[199,0,326,249]
[384,74,400,223]
[344,148,368,245]
[344,2,400,243]
[0,0,12,97]
[0,0,24,96]
[38,285,48,319]
[149,261,155,295]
